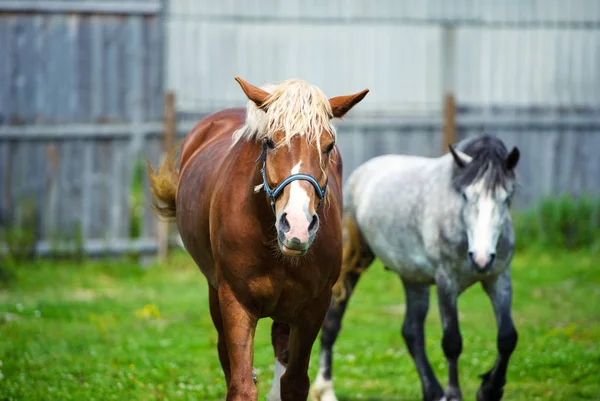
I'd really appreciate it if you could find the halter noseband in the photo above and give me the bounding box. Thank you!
[255,140,328,214]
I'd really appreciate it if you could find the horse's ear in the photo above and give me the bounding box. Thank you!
[505,147,520,170]
[234,77,270,111]
[329,89,370,118]
[449,144,472,168]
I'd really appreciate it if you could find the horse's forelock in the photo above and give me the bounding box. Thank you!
[232,79,336,148]
[452,136,516,193]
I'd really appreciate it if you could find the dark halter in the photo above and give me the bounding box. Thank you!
[255,140,328,214]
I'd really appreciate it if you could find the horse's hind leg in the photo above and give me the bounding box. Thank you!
[401,279,444,401]
[477,272,518,401]
[312,216,374,401]
[266,321,290,401]
[209,285,231,386]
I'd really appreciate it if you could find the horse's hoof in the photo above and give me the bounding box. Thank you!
[439,386,462,401]
[310,377,338,401]
[476,386,504,401]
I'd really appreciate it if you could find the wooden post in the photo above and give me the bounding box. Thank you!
[442,93,456,154]
[441,24,456,154]
[157,91,176,262]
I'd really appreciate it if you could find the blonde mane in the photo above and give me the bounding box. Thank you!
[232,79,336,147]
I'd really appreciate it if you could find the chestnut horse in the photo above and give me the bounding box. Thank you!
[148,77,368,401]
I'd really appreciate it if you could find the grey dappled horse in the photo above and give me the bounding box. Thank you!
[311,135,520,401]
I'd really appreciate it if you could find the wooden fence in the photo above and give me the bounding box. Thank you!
[0,0,165,257]
[1,1,600,258]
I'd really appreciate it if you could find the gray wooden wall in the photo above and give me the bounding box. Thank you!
[1,0,599,257]
[0,0,164,256]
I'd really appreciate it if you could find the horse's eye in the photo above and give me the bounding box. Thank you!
[265,139,275,149]
[462,192,468,202]
[325,142,335,154]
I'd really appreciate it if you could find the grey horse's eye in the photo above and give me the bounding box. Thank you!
[461,192,468,202]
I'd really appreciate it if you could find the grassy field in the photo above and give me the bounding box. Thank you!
[0,249,599,400]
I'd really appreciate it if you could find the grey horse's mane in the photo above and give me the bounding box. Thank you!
[451,135,516,193]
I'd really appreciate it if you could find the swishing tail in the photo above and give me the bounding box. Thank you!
[332,212,374,302]
[147,148,179,220]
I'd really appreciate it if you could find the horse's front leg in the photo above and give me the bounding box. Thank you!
[218,283,259,401]
[477,271,518,401]
[281,291,331,401]
[401,278,444,401]
[436,270,463,401]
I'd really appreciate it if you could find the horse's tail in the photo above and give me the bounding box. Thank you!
[147,148,179,220]
[332,212,373,302]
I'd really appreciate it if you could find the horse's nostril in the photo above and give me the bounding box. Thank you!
[468,251,475,262]
[308,214,319,232]
[280,213,290,233]
[489,253,496,264]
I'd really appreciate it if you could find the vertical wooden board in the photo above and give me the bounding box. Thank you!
[0,16,16,124]
[34,14,50,123]
[148,16,164,121]
[80,139,94,242]
[103,16,120,121]
[30,142,46,242]
[126,16,144,122]
[77,15,92,121]
[117,17,130,121]
[70,139,84,240]
[15,16,37,124]
[107,139,131,240]
[46,15,68,122]
[43,140,60,240]
[90,16,104,122]
[119,138,132,239]
[12,141,30,229]
[142,136,161,238]
[0,142,7,226]
[89,139,112,240]
[56,140,73,237]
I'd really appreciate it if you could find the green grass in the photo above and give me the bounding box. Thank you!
[0,250,599,400]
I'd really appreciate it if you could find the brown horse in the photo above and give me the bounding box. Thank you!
[148,77,368,401]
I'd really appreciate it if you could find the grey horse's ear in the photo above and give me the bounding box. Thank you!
[449,144,472,168]
[505,147,520,170]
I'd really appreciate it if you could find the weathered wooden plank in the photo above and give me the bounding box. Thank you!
[43,141,60,240]
[0,16,16,125]
[0,142,7,227]
[0,122,161,139]
[0,1,162,15]
[147,15,164,120]
[15,16,37,124]
[108,139,130,240]
[80,139,94,242]
[87,140,104,239]
[142,136,161,239]
[90,15,103,122]
[66,13,81,121]
[103,16,120,120]
[46,14,68,122]
[76,15,92,122]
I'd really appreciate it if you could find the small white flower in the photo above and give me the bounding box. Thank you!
[0,371,4,380]
[34,310,41,318]
[16,304,23,312]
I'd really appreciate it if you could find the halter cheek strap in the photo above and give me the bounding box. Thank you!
[255,141,329,214]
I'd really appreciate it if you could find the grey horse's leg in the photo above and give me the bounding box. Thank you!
[312,269,367,401]
[312,216,374,401]
[477,272,518,401]
[401,279,444,401]
[436,273,463,401]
